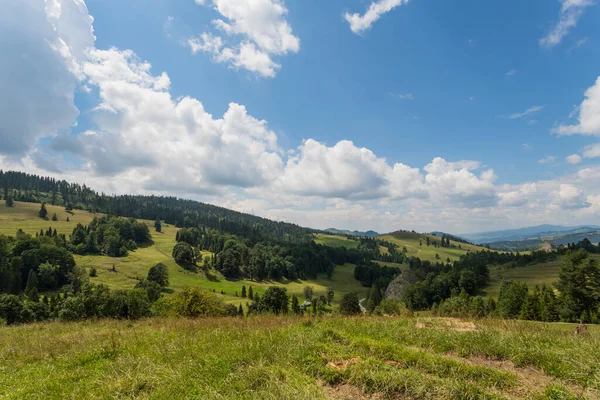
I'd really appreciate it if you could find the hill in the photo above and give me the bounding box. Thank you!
[377,231,492,263]
[482,254,600,299]
[0,200,368,307]
[461,224,600,245]
[324,228,380,237]
[1,316,598,399]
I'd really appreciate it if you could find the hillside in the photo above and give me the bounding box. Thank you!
[1,316,598,399]
[378,231,492,263]
[482,254,600,299]
[0,201,367,307]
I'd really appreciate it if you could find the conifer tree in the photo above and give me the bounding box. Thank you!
[248,286,253,299]
[238,304,244,317]
[241,285,247,298]
[39,203,48,219]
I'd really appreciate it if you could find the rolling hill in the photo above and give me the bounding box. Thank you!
[378,231,492,263]
[0,200,368,307]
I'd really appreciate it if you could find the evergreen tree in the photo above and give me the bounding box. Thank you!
[51,213,58,221]
[248,286,254,299]
[238,304,244,317]
[154,217,162,233]
[303,285,313,300]
[5,195,14,207]
[39,203,48,219]
[25,270,39,296]
[326,286,334,306]
[241,285,247,298]
[291,295,300,314]
[556,249,600,322]
[497,280,528,319]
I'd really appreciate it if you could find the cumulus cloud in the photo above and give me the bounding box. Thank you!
[555,76,600,136]
[344,0,409,35]
[540,0,594,48]
[553,184,591,209]
[0,0,94,157]
[566,154,582,164]
[583,143,600,158]
[189,0,300,77]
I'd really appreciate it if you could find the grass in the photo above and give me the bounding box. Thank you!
[0,201,368,307]
[379,231,493,263]
[0,316,598,399]
[314,233,360,249]
[0,201,97,236]
[482,254,600,299]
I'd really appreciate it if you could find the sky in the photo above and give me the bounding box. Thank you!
[1,0,600,234]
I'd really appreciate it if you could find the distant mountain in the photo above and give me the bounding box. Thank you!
[461,225,600,245]
[324,228,380,237]
[487,230,600,251]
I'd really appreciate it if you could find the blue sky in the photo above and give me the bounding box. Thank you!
[1,0,600,233]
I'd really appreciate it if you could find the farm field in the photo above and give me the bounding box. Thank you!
[0,316,598,399]
[378,231,492,263]
[482,254,600,299]
[0,201,368,307]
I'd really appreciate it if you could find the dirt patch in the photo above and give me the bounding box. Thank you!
[327,357,361,371]
[414,318,477,332]
[450,354,600,400]
[322,384,381,400]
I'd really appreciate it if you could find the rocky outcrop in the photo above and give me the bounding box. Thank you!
[384,271,418,300]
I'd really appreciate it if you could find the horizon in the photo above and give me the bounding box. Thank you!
[2,0,600,234]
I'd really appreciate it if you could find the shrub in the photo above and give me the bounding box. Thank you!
[372,299,413,317]
[339,293,361,315]
[170,287,225,318]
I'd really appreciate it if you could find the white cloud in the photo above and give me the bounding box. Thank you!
[553,183,590,209]
[508,105,545,119]
[540,0,594,48]
[189,0,300,77]
[344,0,409,35]
[555,76,600,136]
[0,0,94,157]
[538,156,557,164]
[389,92,415,100]
[505,69,517,76]
[566,154,582,164]
[583,143,600,158]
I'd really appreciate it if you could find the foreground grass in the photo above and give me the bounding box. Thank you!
[1,316,598,399]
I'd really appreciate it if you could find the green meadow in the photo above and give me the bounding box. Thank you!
[1,201,368,307]
[379,231,492,263]
[1,316,598,399]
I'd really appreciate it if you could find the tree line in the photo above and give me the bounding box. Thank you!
[0,170,313,243]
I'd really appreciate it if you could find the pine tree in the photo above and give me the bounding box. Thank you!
[248,286,254,299]
[154,217,162,233]
[292,295,300,314]
[5,195,14,207]
[241,285,247,298]
[25,270,39,296]
[326,286,334,305]
[238,304,244,317]
[51,213,58,221]
[39,203,48,219]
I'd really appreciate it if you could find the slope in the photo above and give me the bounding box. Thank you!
[0,200,367,306]
[378,231,492,263]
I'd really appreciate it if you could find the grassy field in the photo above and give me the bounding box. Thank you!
[378,231,492,263]
[0,201,368,307]
[482,254,600,299]
[1,316,598,399]
[314,233,360,249]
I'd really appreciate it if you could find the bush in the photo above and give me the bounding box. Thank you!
[147,262,169,287]
[135,279,162,302]
[339,293,361,315]
[169,287,225,318]
[372,299,413,317]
